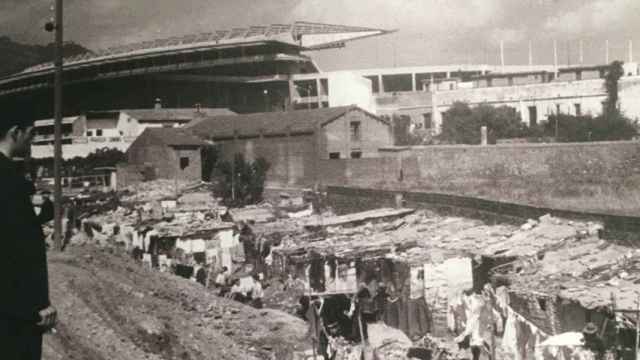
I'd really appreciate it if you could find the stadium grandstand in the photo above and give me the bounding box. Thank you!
[0,21,392,121]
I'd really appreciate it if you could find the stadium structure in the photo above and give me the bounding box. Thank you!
[0,21,393,120]
[4,20,640,148]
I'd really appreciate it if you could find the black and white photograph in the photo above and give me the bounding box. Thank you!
[1,0,640,359]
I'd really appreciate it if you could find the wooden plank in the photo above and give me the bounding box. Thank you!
[303,207,414,229]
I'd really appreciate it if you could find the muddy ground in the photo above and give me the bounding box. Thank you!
[42,245,309,360]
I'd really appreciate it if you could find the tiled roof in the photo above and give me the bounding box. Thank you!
[123,108,235,122]
[187,105,387,139]
[142,127,205,147]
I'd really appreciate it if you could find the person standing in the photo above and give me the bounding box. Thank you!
[0,120,57,360]
[250,274,264,309]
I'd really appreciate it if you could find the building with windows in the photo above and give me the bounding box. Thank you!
[31,106,234,158]
[370,62,640,133]
[187,105,392,186]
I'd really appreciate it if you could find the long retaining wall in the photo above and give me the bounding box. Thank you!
[315,141,640,215]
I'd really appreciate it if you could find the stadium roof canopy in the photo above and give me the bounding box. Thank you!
[15,21,393,76]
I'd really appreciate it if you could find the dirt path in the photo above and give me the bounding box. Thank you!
[43,246,309,360]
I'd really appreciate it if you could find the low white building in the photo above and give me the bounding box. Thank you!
[31,105,234,159]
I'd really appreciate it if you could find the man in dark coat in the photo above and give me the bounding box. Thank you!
[0,118,57,359]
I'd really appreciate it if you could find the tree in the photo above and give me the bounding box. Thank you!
[604,61,625,119]
[214,154,270,207]
[201,144,219,182]
[438,102,528,144]
[544,114,638,142]
[29,147,126,178]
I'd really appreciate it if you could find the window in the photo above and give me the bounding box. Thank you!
[365,76,380,93]
[423,113,432,129]
[574,103,582,116]
[350,121,361,142]
[528,106,538,126]
[179,157,190,169]
[382,74,413,92]
[329,152,341,159]
[350,151,362,159]
[86,130,93,137]
[537,298,547,311]
[96,129,103,136]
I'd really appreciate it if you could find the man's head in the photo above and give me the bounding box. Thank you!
[582,322,599,339]
[0,120,35,158]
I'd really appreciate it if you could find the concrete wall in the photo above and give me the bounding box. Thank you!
[327,72,376,113]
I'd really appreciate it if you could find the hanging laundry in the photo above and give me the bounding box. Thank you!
[191,239,206,253]
[410,266,424,300]
[175,239,192,254]
[144,229,159,252]
[443,257,473,300]
[142,253,153,269]
[220,247,232,272]
[218,229,235,249]
[501,308,520,359]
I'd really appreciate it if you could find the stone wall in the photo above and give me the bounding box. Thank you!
[315,141,640,214]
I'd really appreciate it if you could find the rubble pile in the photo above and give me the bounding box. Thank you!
[119,179,201,203]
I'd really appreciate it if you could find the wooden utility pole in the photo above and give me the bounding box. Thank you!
[53,0,64,251]
[632,296,640,360]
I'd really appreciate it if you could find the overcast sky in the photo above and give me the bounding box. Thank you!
[2,0,640,70]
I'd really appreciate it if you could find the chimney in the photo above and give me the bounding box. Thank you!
[154,98,162,109]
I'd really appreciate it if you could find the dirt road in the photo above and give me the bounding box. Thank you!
[42,246,309,360]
